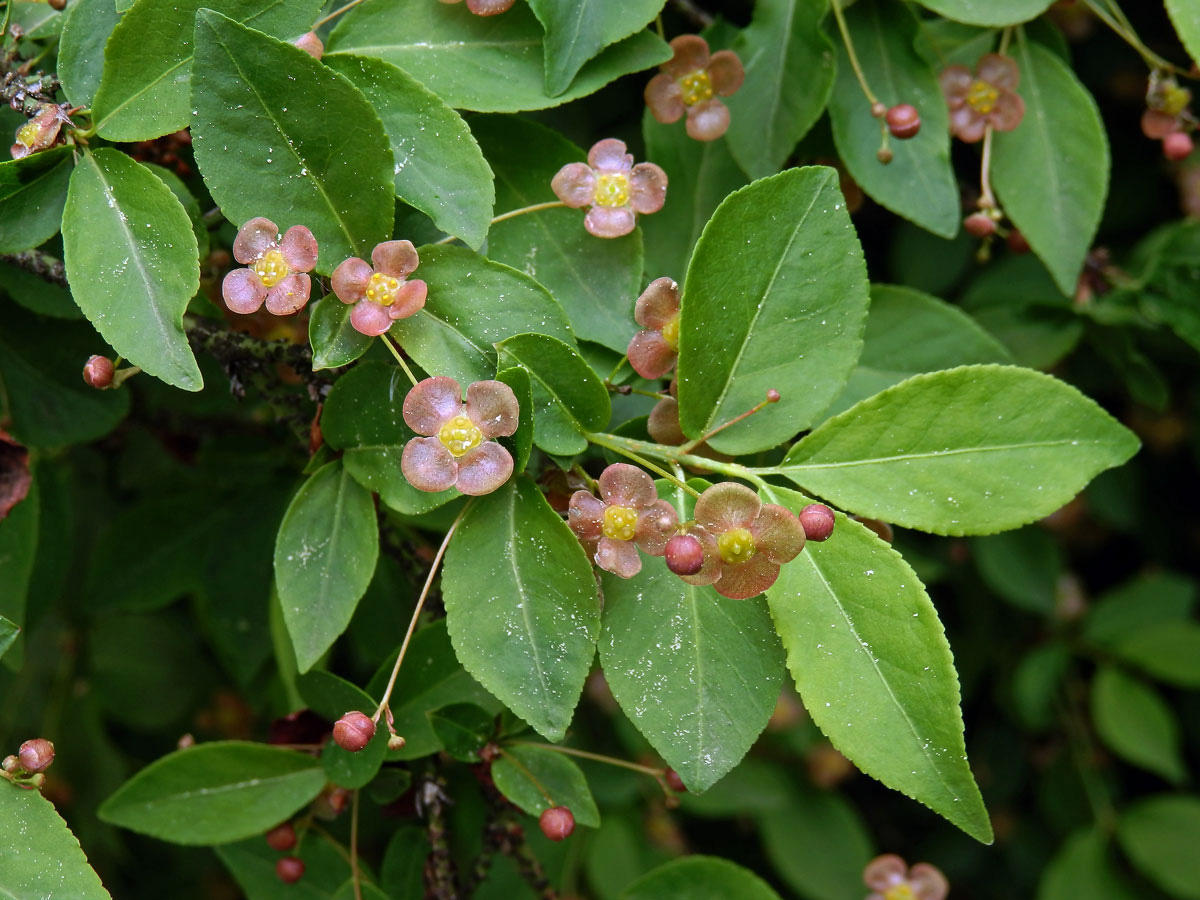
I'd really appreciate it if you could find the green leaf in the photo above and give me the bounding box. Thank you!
[323,55,495,249]
[1083,572,1197,646]
[144,162,210,260]
[62,149,202,391]
[622,857,783,900]
[828,0,959,237]
[472,115,644,354]
[914,0,1053,26]
[297,668,376,722]
[0,148,73,253]
[7,1,64,37]
[492,744,600,827]
[0,259,82,319]
[323,726,389,789]
[191,10,395,272]
[600,557,784,793]
[218,834,352,899]
[992,39,1109,296]
[1117,795,1200,900]
[1168,0,1200,67]
[761,485,993,843]
[777,366,1140,536]
[92,0,322,140]
[495,333,610,456]
[0,613,17,662]
[495,366,534,473]
[819,284,1013,421]
[309,296,373,370]
[528,0,662,96]
[392,244,575,387]
[1038,828,1140,900]
[427,703,494,762]
[972,526,1061,614]
[1110,621,1200,688]
[725,0,836,179]
[759,786,873,900]
[0,781,112,899]
[381,826,428,900]
[274,461,379,672]
[58,0,122,108]
[1091,666,1185,783]
[676,167,869,455]
[326,0,670,112]
[441,478,600,741]
[99,742,327,845]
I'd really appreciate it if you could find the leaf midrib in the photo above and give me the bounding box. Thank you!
[779,436,1110,473]
[506,486,553,705]
[122,768,315,812]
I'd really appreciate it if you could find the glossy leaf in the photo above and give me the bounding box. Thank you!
[274,461,379,672]
[309,296,373,371]
[63,149,202,390]
[528,0,663,96]
[1168,0,1200,67]
[1117,795,1200,900]
[777,366,1140,535]
[297,668,375,722]
[192,10,394,272]
[326,0,670,112]
[1038,828,1139,900]
[427,703,494,762]
[676,167,870,454]
[759,787,873,900]
[725,0,835,179]
[0,781,112,899]
[57,0,122,108]
[1110,621,1200,688]
[323,726,389,789]
[992,39,1109,296]
[98,742,327,844]
[1091,666,1185,783]
[915,0,1053,26]
[761,485,993,843]
[492,744,600,827]
[92,0,321,140]
[828,0,959,237]
[495,333,610,456]
[622,857,782,900]
[218,835,351,899]
[324,55,495,249]
[441,478,600,741]
[381,826,428,900]
[0,148,73,253]
[495,366,534,473]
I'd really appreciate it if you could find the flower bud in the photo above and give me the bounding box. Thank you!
[766,389,781,403]
[1164,131,1194,161]
[18,739,54,774]
[2,755,19,774]
[332,711,375,752]
[387,733,406,751]
[539,806,575,841]
[799,504,836,542]
[480,742,501,763]
[876,146,894,165]
[265,822,297,852]
[665,534,705,576]
[1007,229,1030,254]
[664,768,687,792]
[276,856,305,884]
[963,212,996,238]
[885,104,921,139]
[82,355,115,388]
[870,101,887,118]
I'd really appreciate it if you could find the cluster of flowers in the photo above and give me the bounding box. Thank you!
[1141,72,1197,161]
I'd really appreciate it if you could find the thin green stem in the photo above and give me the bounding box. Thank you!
[497,747,555,805]
[655,13,665,39]
[587,432,700,498]
[978,125,996,210]
[571,464,598,494]
[509,741,665,778]
[380,334,419,387]
[586,431,771,488]
[434,200,570,245]
[604,354,629,385]
[312,0,364,29]
[998,25,1013,56]
[1078,0,1181,73]
[829,0,880,108]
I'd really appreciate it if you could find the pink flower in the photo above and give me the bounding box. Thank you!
[551,139,667,239]
[331,241,428,337]
[939,53,1025,143]
[863,854,948,900]
[568,464,678,578]
[222,217,318,315]
[401,377,518,496]
[679,483,805,599]
[644,35,744,141]
[11,104,68,160]
[627,278,680,380]
[437,0,513,15]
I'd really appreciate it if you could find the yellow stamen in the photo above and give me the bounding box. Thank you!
[593,172,631,208]
[717,527,755,565]
[885,885,915,900]
[365,270,403,306]
[251,248,290,288]
[602,505,639,542]
[15,121,38,148]
[679,69,714,106]
[661,314,680,352]
[438,415,482,458]
[966,80,1000,114]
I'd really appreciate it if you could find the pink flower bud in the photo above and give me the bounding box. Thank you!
[265,822,297,852]
[886,104,921,139]
[964,212,996,238]
[665,534,705,576]
[332,711,375,752]
[799,504,836,542]
[664,768,687,792]
[276,857,305,883]
[18,738,54,774]
[82,355,114,388]
[539,806,575,841]
[1164,131,1194,161]
[292,32,324,59]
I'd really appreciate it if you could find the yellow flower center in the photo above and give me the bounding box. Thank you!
[717,527,755,565]
[15,121,38,148]
[679,69,714,106]
[593,172,631,208]
[602,505,639,542]
[365,270,402,306]
[252,248,291,288]
[1163,84,1191,116]
[661,314,680,352]
[438,415,482,458]
[885,886,915,900]
[966,80,1000,114]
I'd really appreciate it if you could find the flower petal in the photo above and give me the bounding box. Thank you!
[389,278,428,319]
[686,99,731,141]
[950,105,987,143]
[1142,108,1179,139]
[753,503,805,564]
[232,217,279,264]
[599,463,659,509]
[401,436,458,493]
[645,73,685,123]
[596,536,642,578]
[584,205,637,238]
[679,528,722,586]
[662,34,710,79]
[908,864,948,900]
[372,239,420,278]
[634,276,680,329]
[466,0,514,13]
[989,90,1025,132]
[588,138,633,173]
[280,225,318,271]
[712,553,779,599]
[708,50,744,96]
[627,330,677,379]
[264,273,312,315]
[568,492,605,541]
[331,256,372,303]
[863,855,909,891]
[694,482,760,534]
[938,65,973,105]
[222,268,267,313]
[551,162,597,208]
[647,397,685,445]
[629,163,667,214]
[350,299,393,336]
[635,500,677,556]
[977,52,1019,90]
[466,379,520,439]
[455,441,514,495]
[293,31,324,59]
[403,376,464,435]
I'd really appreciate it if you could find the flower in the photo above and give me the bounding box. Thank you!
[11,104,67,160]
[551,139,667,239]
[627,278,680,379]
[644,35,744,141]
[332,240,428,337]
[863,854,948,900]
[568,463,678,578]
[679,483,805,599]
[222,217,318,315]
[401,377,518,495]
[438,0,513,15]
[939,53,1025,143]
[648,379,685,445]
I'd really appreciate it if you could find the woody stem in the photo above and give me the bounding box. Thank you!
[508,741,665,778]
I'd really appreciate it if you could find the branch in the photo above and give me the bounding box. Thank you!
[0,250,67,287]
[669,0,713,27]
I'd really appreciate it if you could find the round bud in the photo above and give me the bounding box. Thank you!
[265,822,297,852]
[766,389,781,403]
[885,104,921,139]
[963,212,996,238]
[799,504,836,542]
[664,768,687,793]
[82,355,114,389]
[18,739,54,774]
[480,742,501,763]
[332,711,375,753]
[870,101,887,118]
[387,733,406,751]
[876,146,894,165]
[2,755,19,774]
[1006,229,1030,254]
[1164,131,1194,161]
[665,534,705,576]
[539,806,575,841]
[276,856,305,884]
[48,0,66,9]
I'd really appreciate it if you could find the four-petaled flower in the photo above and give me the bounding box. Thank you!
[552,139,667,239]
[863,854,948,900]
[222,217,318,315]
[627,278,681,380]
[401,377,518,496]
[332,240,428,337]
[645,35,745,142]
[438,0,513,15]
[680,483,805,599]
[939,54,1025,143]
[568,463,678,578]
